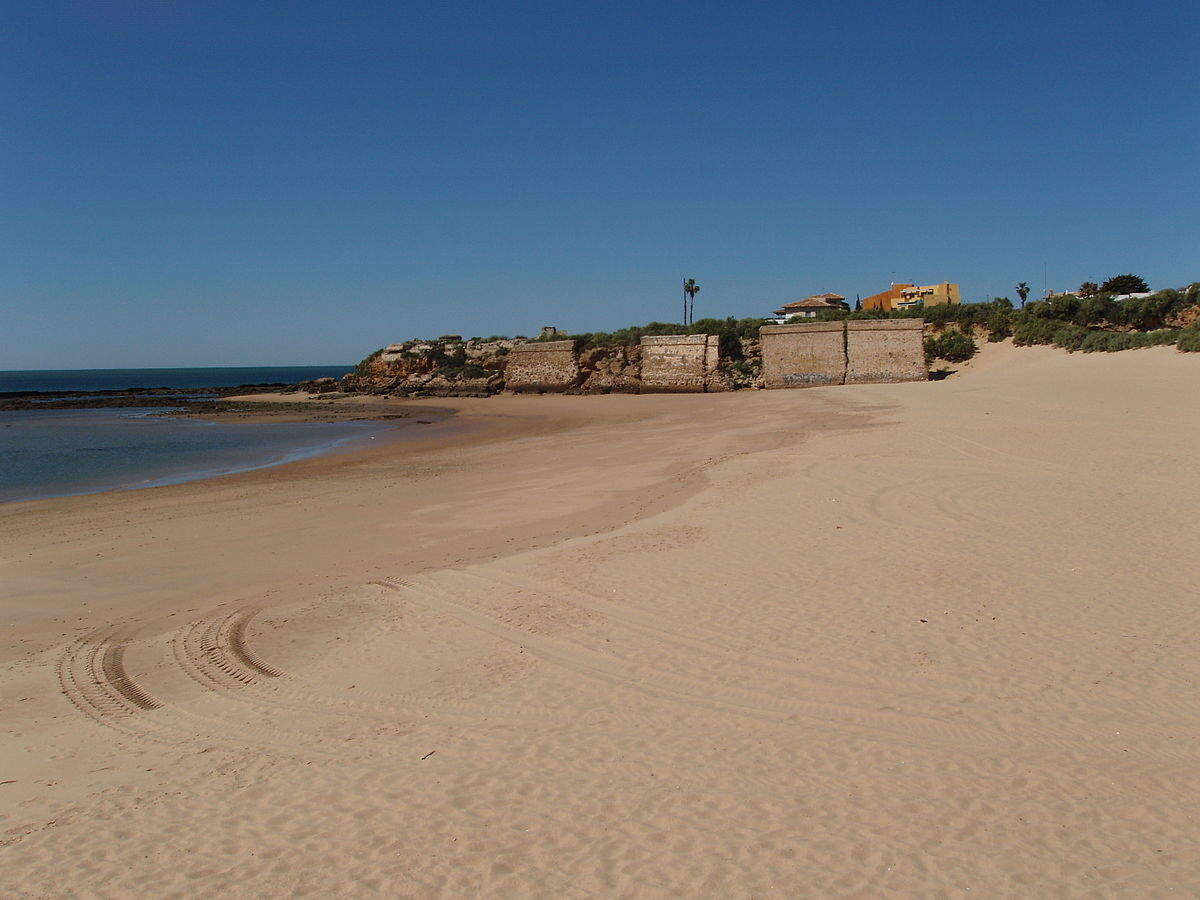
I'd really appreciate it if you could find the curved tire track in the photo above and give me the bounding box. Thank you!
[58,629,160,721]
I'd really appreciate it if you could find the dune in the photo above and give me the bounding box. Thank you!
[2,343,1198,895]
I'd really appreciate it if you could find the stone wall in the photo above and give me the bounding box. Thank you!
[505,340,580,393]
[760,320,927,388]
[845,320,927,384]
[639,334,721,392]
[759,322,847,388]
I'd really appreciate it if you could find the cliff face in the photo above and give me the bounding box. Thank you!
[338,336,760,397]
[339,339,510,397]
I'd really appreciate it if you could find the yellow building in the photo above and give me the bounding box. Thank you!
[862,282,961,312]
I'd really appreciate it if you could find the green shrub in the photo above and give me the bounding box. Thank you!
[1073,295,1119,327]
[1080,331,1121,352]
[728,358,761,378]
[1178,326,1200,352]
[1076,328,1180,352]
[1145,328,1181,346]
[984,308,1013,339]
[924,330,977,363]
[430,346,469,373]
[1012,318,1058,346]
[1041,293,1081,323]
[1052,324,1090,351]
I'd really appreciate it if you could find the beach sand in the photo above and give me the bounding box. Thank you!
[2,343,1198,895]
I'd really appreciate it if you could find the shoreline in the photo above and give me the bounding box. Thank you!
[0,399,462,506]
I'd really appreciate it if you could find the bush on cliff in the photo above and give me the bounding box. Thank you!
[542,317,767,352]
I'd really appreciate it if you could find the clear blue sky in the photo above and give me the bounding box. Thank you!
[4,1,1197,368]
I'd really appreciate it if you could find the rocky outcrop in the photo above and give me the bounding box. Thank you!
[293,377,341,394]
[1169,305,1200,328]
[336,334,770,397]
[339,338,509,397]
[577,346,642,393]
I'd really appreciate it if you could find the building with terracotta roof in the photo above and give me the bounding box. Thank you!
[771,293,849,323]
[862,282,961,312]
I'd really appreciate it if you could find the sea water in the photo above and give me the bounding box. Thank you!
[0,366,351,394]
[0,408,388,503]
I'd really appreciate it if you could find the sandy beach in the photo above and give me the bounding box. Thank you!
[2,343,1198,895]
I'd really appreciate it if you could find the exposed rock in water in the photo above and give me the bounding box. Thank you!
[291,377,341,394]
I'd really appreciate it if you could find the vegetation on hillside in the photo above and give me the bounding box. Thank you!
[532,317,768,360]
[1008,284,1199,351]
[797,283,1200,354]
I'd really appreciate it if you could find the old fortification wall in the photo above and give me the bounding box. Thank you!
[759,322,847,388]
[341,320,929,398]
[760,320,927,388]
[845,320,927,384]
[505,340,580,392]
[639,334,722,392]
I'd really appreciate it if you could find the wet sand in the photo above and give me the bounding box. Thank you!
[2,343,1199,895]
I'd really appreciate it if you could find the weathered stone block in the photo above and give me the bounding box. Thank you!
[759,322,846,388]
[639,334,721,392]
[845,320,927,384]
[505,340,580,392]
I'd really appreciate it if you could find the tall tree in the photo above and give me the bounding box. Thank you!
[1016,282,1030,307]
[682,278,700,326]
[1078,282,1099,298]
[1101,274,1149,294]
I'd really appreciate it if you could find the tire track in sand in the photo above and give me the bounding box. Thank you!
[58,629,160,720]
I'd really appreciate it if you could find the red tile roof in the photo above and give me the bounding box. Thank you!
[774,293,848,314]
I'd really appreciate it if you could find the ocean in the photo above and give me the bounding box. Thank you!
[0,366,380,503]
[0,365,352,394]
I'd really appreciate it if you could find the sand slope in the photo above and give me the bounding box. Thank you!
[2,344,1199,895]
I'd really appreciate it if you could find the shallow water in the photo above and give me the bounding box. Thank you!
[0,408,387,502]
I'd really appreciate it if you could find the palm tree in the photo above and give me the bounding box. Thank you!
[1016,282,1030,307]
[682,278,700,326]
